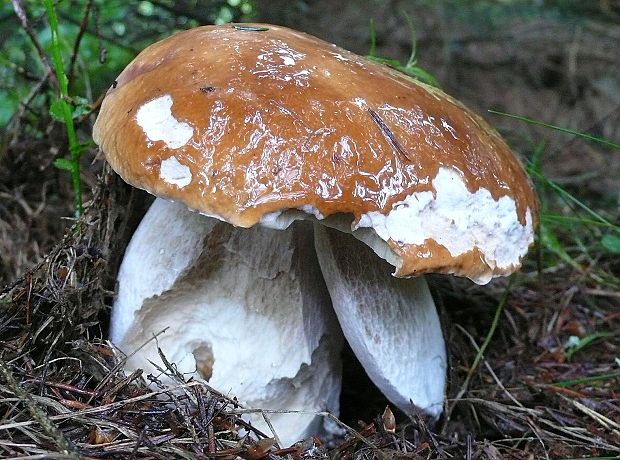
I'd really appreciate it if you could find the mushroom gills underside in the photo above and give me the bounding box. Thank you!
[259,209,402,270]
[111,198,343,446]
[314,224,447,419]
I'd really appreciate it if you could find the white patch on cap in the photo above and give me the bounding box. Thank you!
[356,167,534,278]
[136,95,194,148]
[160,157,192,188]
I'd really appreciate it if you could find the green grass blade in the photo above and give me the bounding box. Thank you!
[553,371,620,388]
[564,332,617,360]
[528,167,619,232]
[43,0,83,219]
[489,110,620,149]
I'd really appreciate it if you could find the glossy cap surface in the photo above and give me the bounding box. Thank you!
[93,24,537,281]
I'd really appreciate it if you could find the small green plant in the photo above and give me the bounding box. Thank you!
[564,332,617,361]
[366,17,439,88]
[43,0,86,219]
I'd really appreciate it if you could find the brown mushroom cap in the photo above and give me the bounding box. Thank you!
[93,23,538,281]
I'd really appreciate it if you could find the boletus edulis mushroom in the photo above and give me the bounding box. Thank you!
[93,24,538,446]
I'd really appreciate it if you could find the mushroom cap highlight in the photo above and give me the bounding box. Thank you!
[93,23,538,283]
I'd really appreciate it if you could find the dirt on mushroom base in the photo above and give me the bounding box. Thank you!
[0,162,618,458]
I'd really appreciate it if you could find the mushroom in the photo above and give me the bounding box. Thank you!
[314,225,446,418]
[110,198,343,444]
[93,24,538,444]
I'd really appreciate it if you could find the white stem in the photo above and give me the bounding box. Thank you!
[314,224,446,419]
[112,198,343,445]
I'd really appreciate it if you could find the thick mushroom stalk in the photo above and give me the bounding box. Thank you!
[314,224,446,419]
[111,198,343,445]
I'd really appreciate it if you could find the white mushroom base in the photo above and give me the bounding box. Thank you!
[111,199,343,446]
